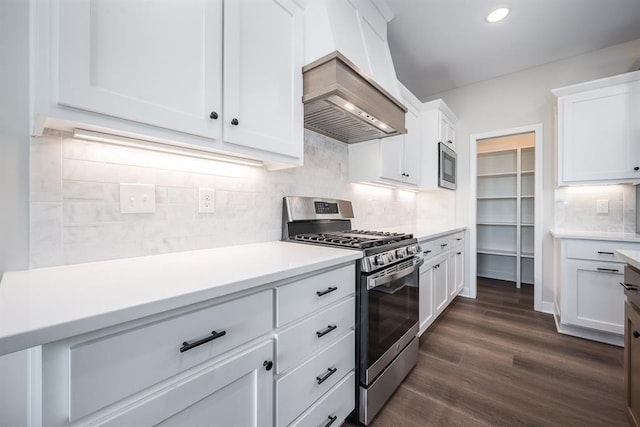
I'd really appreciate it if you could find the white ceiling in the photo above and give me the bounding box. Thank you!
[385,0,640,100]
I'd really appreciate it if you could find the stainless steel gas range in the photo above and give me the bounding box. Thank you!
[282,196,422,425]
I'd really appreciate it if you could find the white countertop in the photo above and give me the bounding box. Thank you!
[377,224,467,241]
[0,241,361,357]
[614,250,640,270]
[550,229,640,242]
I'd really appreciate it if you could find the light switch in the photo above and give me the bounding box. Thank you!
[596,199,609,214]
[120,183,156,213]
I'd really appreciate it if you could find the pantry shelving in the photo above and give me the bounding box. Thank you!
[477,138,535,288]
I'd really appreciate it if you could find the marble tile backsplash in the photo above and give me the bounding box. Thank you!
[554,185,636,232]
[30,129,423,267]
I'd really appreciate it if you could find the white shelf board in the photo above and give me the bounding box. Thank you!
[477,249,518,257]
[521,223,534,227]
[477,222,517,226]
[521,195,535,199]
[521,170,535,175]
[477,171,517,178]
[521,252,534,258]
[477,196,517,200]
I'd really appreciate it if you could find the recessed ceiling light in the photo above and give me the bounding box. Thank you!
[486,7,510,23]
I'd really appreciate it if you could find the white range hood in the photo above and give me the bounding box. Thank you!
[302,0,406,143]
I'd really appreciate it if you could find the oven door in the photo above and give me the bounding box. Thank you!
[359,257,422,385]
[439,142,457,190]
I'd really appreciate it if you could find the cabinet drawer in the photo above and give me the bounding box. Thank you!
[566,239,640,262]
[289,371,355,427]
[420,236,448,258]
[276,297,354,374]
[449,231,465,247]
[67,290,273,421]
[277,265,354,327]
[276,331,355,427]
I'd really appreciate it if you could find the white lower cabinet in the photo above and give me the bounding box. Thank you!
[563,259,625,335]
[418,230,466,335]
[40,263,356,426]
[555,237,639,345]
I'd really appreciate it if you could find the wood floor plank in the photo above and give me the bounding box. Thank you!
[344,278,626,426]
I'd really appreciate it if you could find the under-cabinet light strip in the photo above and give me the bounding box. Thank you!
[72,129,264,167]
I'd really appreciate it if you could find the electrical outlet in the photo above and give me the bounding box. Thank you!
[198,188,216,213]
[596,199,609,214]
[120,183,156,213]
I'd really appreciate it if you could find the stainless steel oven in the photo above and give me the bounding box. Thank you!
[282,196,422,425]
[357,255,422,424]
[439,142,457,190]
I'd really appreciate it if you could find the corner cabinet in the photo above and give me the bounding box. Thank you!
[553,70,640,185]
[418,230,465,335]
[39,263,356,426]
[348,85,457,190]
[34,0,304,169]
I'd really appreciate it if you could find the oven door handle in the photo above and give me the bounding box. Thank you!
[367,257,424,290]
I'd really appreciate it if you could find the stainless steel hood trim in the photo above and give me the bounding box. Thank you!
[303,51,407,144]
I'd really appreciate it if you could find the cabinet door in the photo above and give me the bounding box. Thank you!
[57,0,222,139]
[563,260,625,334]
[419,262,435,335]
[223,0,303,158]
[440,113,455,148]
[434,256,449,315]
[402,106,421,185]
[625,302,640,427]
[380,135,404,182]
[560,81,640,184]
[94,341,273,427]
[454,249,465,293]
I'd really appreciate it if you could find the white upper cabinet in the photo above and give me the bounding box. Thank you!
[222,0,303,159]
[35,0,304,169]
[349,83,421,187]
[56,0,223,140]
[554,70,640,185]
[348,87,458,190]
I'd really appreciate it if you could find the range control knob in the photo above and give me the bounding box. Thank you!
[396,248,407,259]
[375,255,385,265]
[407,245,418,255]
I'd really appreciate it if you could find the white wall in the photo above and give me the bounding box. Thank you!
[0,1,33,426]
[422,38,640,305]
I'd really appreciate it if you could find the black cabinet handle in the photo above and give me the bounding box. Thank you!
[317,286,338,297]
[316,367,337,384]
[316,324,337,338]
[423,250,432,255]
[180,330,226,353]
[634,331,640,339]
[231,118,239,126]
[634,166,639,171]
[324,415,338,427]
[441,243,448,248]
[209,111,218,120]
[263,360,273,371]
[457,252,462,255]
[597,251,615,255]
[456,238,462,241]
[597,268,619,273]
[447,140,453,144]
[620,282,639,291]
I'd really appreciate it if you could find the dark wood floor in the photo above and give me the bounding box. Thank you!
[345,278,626,426]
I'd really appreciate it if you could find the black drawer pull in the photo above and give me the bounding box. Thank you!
[316,324,338,338]
[316,367,337,384]
[317,286,338,297]
[597,268,619,273]
[456,238,462,241]
[324,415,338,427]
[457,252,462,255]
[597,251,615,255]
[634,331,640,339]
[180,330,226,353]
[263,360,273,371]
[441,243,448,248]
[423,250,432,255]
[620,282,639,291]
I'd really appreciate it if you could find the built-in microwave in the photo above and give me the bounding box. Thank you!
[438,142,457,190]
